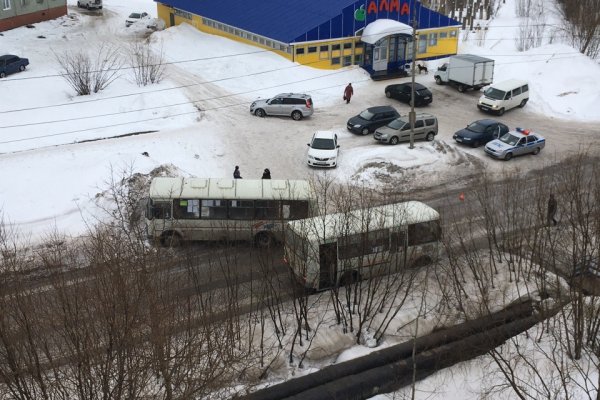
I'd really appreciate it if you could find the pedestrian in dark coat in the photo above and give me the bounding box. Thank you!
[343,83,353,104]
[233,165,242,179]
[547,193,557,226]
[262,168,271,179]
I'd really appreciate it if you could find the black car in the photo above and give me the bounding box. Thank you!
[385,83,433,106]
[0,55,29,78]
[453,119,509,148]
[347,106,400,135]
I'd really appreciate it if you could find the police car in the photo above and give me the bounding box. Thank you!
[484,127,545,161]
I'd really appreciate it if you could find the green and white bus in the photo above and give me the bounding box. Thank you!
[145,177,315,247]
[284,201,441,290]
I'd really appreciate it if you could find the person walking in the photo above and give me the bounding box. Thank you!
[343,83,353,104]
[261,168,271,179]
[233,165,242,179]
[547,193,558,226]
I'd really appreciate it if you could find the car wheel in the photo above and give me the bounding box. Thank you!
[390,136,399,145]
[472,140,480,148]
[255,232,274,248]
[435,76,442,85]
[291,110,303,121]
[385,90,392,98]
[254,109,266,118]
[0,72,6,79]
[161,232,182,248]
[426,132,435,141]
[497,108,505,116]
[19,65,25,72]
[519,99,528,108]
[532,147,540,155]
[504,152,513,161]
[457,84,466,93]
[361,127,370,136]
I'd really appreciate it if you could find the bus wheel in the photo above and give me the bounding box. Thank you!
[411,255,432,268]
[340,270,360,286]
[255,232,274,248]
[161,232,182,247]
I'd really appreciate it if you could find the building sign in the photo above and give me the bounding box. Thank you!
[365,0,411,16]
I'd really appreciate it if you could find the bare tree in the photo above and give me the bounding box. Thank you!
[127,39,166,86]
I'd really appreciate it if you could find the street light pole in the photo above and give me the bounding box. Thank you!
[409,1,418,149]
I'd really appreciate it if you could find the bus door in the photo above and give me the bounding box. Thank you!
[390,229,407,269]
[318,242,338,289]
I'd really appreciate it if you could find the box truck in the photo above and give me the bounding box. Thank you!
[434,54,494,93]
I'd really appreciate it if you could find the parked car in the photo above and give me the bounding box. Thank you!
[77,0,102,9]
[453,119,509,147]
[374,113,438,144]
[250,93,313,121]
[0,55,29,78]
[126,12,149,27]
[484,127,545,161]
[307,131,339,168]
[146,18,166,31]
[384,82,433,106]
[347,106,400,135]
[478,79,529,115]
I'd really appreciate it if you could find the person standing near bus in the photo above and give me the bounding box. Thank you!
[233,166,242,179]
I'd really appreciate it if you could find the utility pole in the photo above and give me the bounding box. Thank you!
[409,0,418,149]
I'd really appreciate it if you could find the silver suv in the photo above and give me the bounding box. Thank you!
[250,93,313,121]
[374,113,438,144]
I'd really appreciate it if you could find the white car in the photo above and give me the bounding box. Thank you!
[126,12,149,27]
[307,131,339,168]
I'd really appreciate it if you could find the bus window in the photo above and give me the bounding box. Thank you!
[338,229,389,259]
[174,199,200,219]
[255,200,279,219]
[390,230,406,252]
[282,200,309,219]
[149,201,172,219]
[201,200,227,219]
[338,233,363,259]
[407,221,441,246]
[229,200,254,220]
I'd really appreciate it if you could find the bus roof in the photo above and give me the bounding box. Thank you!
[149,177,314,201]
[287,201,439,241]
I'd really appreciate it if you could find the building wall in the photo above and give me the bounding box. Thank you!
[0,0,66,31]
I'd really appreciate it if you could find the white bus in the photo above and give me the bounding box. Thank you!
[145,177,315,247]
[284,201,441,290]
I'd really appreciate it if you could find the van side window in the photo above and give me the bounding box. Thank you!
[425,118,435,126]
[522,84,529,92]
[415,120,424,128]
[512,87,522,96]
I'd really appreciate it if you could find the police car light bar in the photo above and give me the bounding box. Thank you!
[516,127,531,135]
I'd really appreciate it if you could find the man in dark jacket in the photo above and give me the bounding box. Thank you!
[262,168,271,179]
[233,166,242,179]
[547,193,557,226]
[344,83,353,104]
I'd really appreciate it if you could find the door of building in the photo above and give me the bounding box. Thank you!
[169,13,175,26]
[372,38,388,72]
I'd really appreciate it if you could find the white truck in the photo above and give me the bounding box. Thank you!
[434,54,494,93]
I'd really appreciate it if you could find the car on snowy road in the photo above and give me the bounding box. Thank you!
[484,128,545,161]
[0,55,29,78]
[347,106,399,135]
[453,119,509,148]
[307,131,339,168]
[250,93,313,121]
[126,12,149,27]
[384,82,433,106]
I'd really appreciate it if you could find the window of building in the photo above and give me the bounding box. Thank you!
[296,47,305,55]
[429,33,438,46]
[308,46,317,53]
[252,35,258,42]
[450,30,457,37]
[332,44,341,51]
[320,45,329,52]
[331,57,341,65]
[259,37,265,44]
[439,31,448,38]
[343,42,352,49]
[217,23,223,30]
[354,54,362,64]
[234,29,240,36]
[418,35,427,54]
[3,0,11,9]
[343,56,352,66]
[266,40,272,48]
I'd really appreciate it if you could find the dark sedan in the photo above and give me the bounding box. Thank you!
[347,105,399,135]
[385,82,433,106]
[0,55,29,78]
[453,119,509,147]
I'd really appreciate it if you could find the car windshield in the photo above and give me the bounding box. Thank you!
[358,110,375,120]
[129,13,141,18]
[499,133,521,146]
[311,138,335,150]
[483,87,507,100]
[387,118,408,130]
[466,122,487,133]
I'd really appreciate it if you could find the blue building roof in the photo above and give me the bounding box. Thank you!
[159,0,461,44]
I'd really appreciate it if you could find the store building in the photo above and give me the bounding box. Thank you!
[154,0,461,79]
[0,0,67,31]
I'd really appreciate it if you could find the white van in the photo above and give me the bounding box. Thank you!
[477,79,529,116]
[77,0,102,9]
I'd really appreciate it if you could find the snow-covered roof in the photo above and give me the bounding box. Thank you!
[361,19,413,44]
